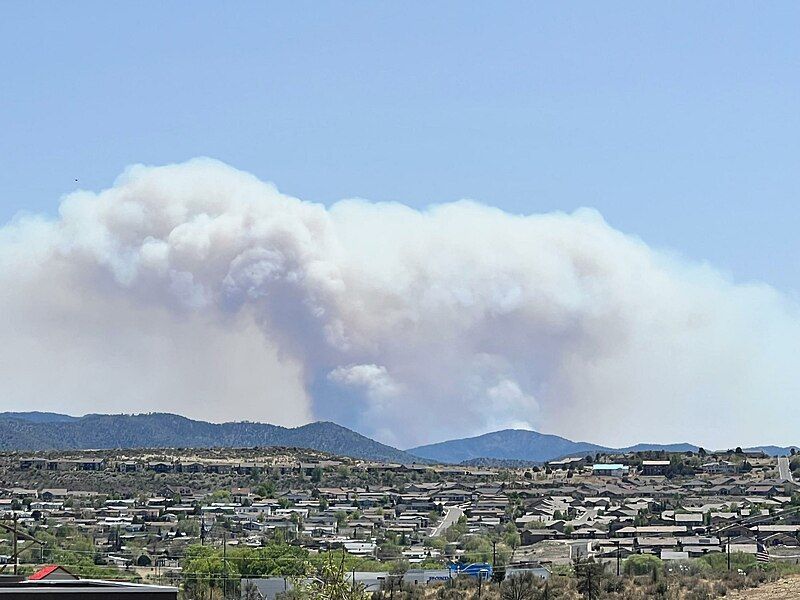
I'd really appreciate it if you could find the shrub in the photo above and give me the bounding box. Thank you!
[699,551,756,574]
[623,554,663,576]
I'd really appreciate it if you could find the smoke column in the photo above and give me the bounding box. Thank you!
[1,158,798,447]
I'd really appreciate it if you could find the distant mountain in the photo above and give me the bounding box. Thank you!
[621,442,698,453]
[407,429,701,464]
[458,457,541,468]
[407,429,608,464]
[1,412,791,464]
[0,413,423,463]
[0,411,79,424]
[744,445,799,457]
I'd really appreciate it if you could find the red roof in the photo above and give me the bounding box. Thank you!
[28,565,74,580]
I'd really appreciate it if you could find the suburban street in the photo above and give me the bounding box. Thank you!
[430,506,464,537]
[777,456,794,482]
[572,508,598,526]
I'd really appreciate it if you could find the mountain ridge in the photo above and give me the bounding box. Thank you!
[0,413,794,463]
[407,428,797,463]
[407,428,609,464]
[0,412,423,463]
[0,411,80,424]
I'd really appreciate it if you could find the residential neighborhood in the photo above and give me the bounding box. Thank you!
[2,446,800,598]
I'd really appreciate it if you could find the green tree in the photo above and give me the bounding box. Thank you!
[623,554,663,576]
[574,559,603,600]
[181,544,239,599]
[503,522,520,553]
[242,579,261,600]
[255,482,276,498]
[335,511,348,529]
[700,551,756,574]
[311,467,324,483]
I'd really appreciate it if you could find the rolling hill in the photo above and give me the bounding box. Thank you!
[0,412,422,463]
[408,429,609,463]
[406,429,701,464]
[0,411,79,423]
[0,412,792,464]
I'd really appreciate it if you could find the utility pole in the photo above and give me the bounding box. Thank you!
[727,535,731,571]
[223,531,228,599]
[492,540,497,567]
[0,515,44,576]
[12,514,18,576]
[615,541,621,576]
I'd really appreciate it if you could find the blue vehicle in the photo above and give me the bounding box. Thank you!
[448,562,493,580]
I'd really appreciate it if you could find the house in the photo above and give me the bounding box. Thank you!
[205,463,233,475]
[702,461,735,474]
[548,457,587,470]
[505,564,552,580]
[641,461,670,476]
[28,565,78,581]
[617,526,687,538]
[763,532,800,547]
[521,529,561,545]
[746,484,781,496]
[147,462,174,473]
[15,576,177,598]
[673,513,704,527]
[660,550,690,561]
[45,460,78,471]
[592,464,629,478]
[237,462,270,475]
[39,489,68,501]
[344,541,377,555]
[433,489,471,504]
[743,450,767,459]
[177,461,205,473]
[78,458,106,471]
[18,458,47,470]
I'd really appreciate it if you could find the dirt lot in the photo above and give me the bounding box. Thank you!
[728,576,800,599]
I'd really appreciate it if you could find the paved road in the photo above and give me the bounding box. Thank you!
[431,506,464,537]
[777,456,794,482]
[572,508,598,526]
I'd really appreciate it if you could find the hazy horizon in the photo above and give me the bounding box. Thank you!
[3,409,792,453]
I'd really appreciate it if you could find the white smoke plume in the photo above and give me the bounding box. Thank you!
[1,158,798,448]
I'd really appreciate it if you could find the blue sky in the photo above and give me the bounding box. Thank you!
[1,1,799,294]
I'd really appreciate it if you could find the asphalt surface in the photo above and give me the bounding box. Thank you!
[777,456,794,482]
[431,506,464,537]
[572,508,598,526]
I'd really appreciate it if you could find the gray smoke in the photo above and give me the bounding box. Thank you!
[1,158,798,447]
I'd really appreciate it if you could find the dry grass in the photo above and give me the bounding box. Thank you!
[726,575,800,599]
